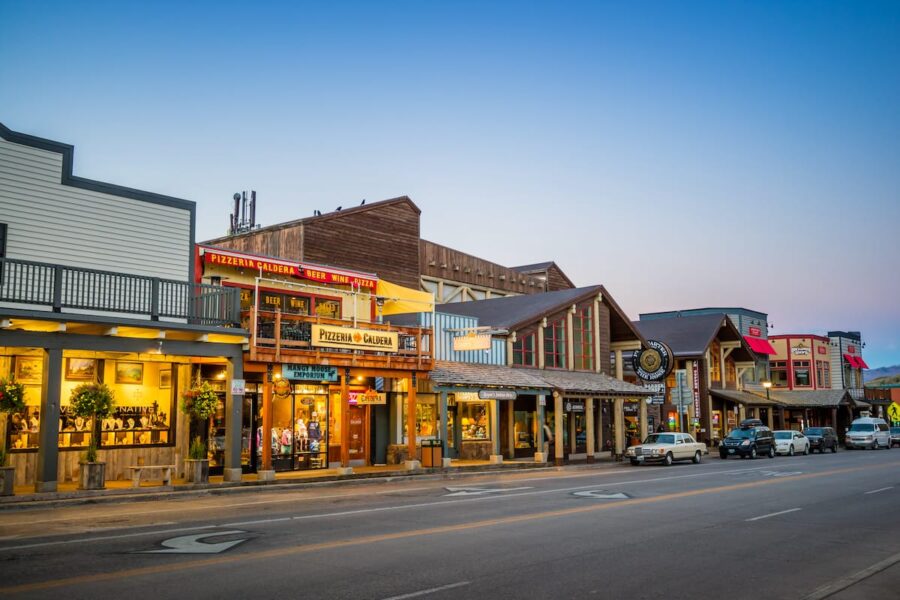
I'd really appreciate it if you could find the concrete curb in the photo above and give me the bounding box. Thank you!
[0,460,625,511]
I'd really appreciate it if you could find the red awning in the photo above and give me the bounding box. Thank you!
[844,354,862,368]
[856,356,870,369]
[743,336,777,355]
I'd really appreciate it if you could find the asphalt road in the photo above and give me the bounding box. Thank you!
[1,449,899,600]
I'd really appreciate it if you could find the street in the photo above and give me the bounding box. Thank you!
[1,450,899,600]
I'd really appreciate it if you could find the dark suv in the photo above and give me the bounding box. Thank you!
[719,419,776,459]
[803,426,838,453]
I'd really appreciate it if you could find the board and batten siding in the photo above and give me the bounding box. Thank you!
[0,137,191,281]
[417,311,506,365]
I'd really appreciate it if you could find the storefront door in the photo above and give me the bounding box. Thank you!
[445,404,459,458]
[513,407,536,458]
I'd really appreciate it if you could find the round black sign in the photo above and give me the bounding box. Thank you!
[632,340,673,381]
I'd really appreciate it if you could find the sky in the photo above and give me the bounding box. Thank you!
[2,1,899,367]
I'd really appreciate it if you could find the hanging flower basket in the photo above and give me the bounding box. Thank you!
[0,378,26,414]
[181,381,220,421]
[69,383,116,420]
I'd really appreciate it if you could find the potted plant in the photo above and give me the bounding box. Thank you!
[69,382,115,490]
[180,381,218,484]
[0,377,26,496]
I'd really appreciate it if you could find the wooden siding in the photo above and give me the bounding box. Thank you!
[417,312,506,365]
[546,264,574,291]
[420,240,548,296]
[0,139,191,280]
[597,302,611,375]
[210,226,305,261]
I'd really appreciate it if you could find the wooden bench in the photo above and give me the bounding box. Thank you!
[126,465,175,488]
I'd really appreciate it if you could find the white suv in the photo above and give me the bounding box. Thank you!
[844,417,891,450]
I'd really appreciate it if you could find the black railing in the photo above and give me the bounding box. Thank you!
[0,257,241,327]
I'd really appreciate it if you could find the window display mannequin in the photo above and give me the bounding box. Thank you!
[308,413,321,452]
[295,418,308,451]
[280,426,292,455]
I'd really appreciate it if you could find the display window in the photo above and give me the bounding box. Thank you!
[268,383,328,470]
[315,299,341,319]
[512,331,537,367]
[792,360,811,387]
[459,401,491,441]
[401,394,438,442]
[771,361,788,387]
[573,305,594,371]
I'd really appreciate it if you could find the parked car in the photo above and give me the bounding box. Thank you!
[844,417,891,450]
[625,432,706,466]
[774,430,809,456]
[890,426,900,448]
[803,427,838,453]
[719,419,776,459]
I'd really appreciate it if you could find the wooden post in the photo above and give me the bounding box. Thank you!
[639,398,648,441]
[407,372,418,463]
[586,398,595,462]
[35,348,63,493]
[262,378,272,472]
[615,350,624,380]
[554,392,564,465]
[614,397,625,458]
[274,309,282,362]
[341,368,351,468]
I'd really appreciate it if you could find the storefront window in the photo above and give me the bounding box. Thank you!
[315,299,341,319]
[793,361,811,387]
[544,318,566,369]
[270,383,328,471]
[816,361,830,388]
[573,305,594,371]
[512,331,536,366]
[401,394,438,441]
[460,402,491,441]
[771,361,788,387]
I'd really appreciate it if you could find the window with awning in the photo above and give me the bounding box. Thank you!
[743,335,777,355]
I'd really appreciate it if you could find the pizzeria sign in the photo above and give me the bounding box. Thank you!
[202,248,378,289]
[311,324,399,352]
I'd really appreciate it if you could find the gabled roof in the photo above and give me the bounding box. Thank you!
[511,261,576,289]
[634,313,751,359]
[202,196,420,244]
[640,307,768,319]
[438,285,646,344]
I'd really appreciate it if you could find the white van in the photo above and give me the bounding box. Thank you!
[844,417,891,450]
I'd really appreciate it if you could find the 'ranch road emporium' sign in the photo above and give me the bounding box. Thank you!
[311,325,399,353]
[632,340,674,381]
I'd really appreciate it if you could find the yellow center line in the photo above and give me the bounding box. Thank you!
[3,461,894,595]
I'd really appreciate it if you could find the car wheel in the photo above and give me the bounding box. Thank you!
[719,452,727,460]
[803,444,809,455]
[788,445,794,456]
[693,450,701,464]
[664,452,673,466]
[630,459,640,466]
[831,444,837,453]
[750,447,757,459]
[768,446,775,458]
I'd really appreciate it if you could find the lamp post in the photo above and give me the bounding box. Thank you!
[762,380,773,428]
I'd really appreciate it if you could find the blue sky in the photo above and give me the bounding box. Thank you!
[2,1,899,367]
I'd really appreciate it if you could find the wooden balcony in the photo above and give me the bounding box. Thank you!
[246,307,434,370]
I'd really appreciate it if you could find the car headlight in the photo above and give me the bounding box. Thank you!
[657,448,667,455]
[741,440,751,446]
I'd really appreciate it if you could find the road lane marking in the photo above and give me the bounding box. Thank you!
[1,462,895,595]
[141,530,249,554]
[863,486,893,495]
[381,581,470,599]
[803,550,900,599]
[745,508,802,521]
[572,491,629,499]
[444,486,533,496]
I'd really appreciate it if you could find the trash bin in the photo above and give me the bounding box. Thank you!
[421,439,443,468]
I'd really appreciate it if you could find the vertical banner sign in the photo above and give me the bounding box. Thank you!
[692,361,701,419]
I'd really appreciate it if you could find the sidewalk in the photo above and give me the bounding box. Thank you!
[1,454,624,510]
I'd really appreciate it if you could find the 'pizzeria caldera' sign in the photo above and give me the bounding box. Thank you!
[203,248,377,289]
[311,324,399,352]
[632,340,674,381]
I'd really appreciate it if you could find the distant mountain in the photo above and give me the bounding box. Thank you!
[865,364,900,384]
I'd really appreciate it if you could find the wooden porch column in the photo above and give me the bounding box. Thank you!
[554,392,564,466]
[586,398,595,463]
[596,400,605,453]
[767,407,774,429]
[831,407,838,428]
[341,368,351,469]
[778,408,786,430]
[35,348,63,493]
[615,350,624,380]
[536,394,547,463]
[614,397,625,458]
[406,372,418,467]
[223,356,244,482]
[506,401,515,459]
[639,398,648,441]
[439,390,449,461]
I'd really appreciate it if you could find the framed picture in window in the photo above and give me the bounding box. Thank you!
[159,368,172,389]
[14,356,42,384]
[115,362,144,385]
[65,358,97,381]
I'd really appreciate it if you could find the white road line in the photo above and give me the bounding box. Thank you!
[0,524,219,551]
[746,508,802,522]
[381,581,470,600]
[864,486,893,495]
[803,550,900,599]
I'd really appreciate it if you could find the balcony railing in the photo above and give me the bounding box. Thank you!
[847,388,866,402]
[0,257,241,327]
[248,307,433,365]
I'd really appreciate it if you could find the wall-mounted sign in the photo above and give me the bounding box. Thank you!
[311,324,399,352]
[692,361,701,418]
[478,389,517,400]
[817,346,827,355]
[230,379,246,395]
[748,326,762,337]
[282,364,339,382]
[453,333,492,352]
[791,345,811,356]
[847,345,857,354]
[273,379,292,397]
[300,267,377,289]
[642,382,665,405]
[632,340,674,381]
[202,248,378,289]
[351,389,387,405]
[564,400,585,413]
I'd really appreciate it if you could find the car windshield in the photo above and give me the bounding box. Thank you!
[774,432,792,440]
[849,423,875,432]
[643,434,674,445]
[891,427,900,434]
[804,428,823,436]
[727,428,754,439]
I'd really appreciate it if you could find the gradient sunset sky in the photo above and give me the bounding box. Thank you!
[2,1,898,367]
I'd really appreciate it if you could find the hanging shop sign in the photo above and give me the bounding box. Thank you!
[692,361,701,418]
[311,324,399,352]
[350,389,387,405]
[632,340,674,381]
[282,364,339,382]
[642,382,665,405]
[273,379,292,397]
[564,400,585,413]
[478,389,517,400]
[453,333,492,352]
[202,247,378,289]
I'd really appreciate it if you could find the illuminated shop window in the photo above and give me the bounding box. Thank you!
[459,402,491,441]
[401,394,438,441]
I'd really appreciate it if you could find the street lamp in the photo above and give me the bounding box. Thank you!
[762,379,772,403]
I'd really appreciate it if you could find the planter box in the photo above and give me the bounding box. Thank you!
[184,459,209,484]
[0,466,14,496]
[79,462,106,490]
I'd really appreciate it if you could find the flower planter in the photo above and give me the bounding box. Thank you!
[184,459,209,484]
[0,466,14,496]
[79,461,106,490]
